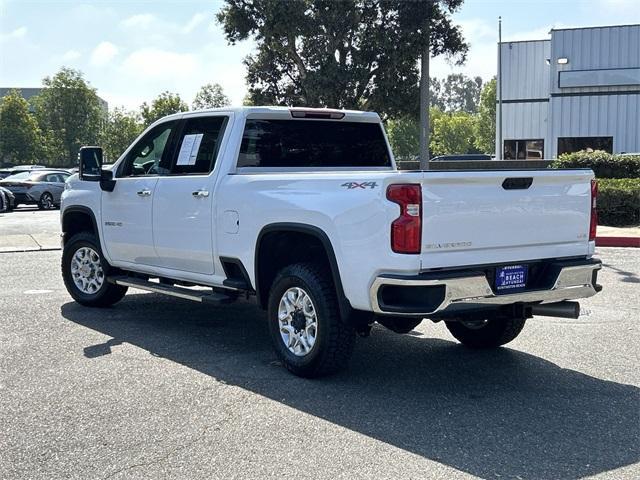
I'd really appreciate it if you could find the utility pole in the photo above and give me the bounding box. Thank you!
[497,16,503,160]
[419,23,430,170]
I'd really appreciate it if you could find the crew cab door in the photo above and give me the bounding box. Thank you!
[101,120,179,265]
[150,114,230,275]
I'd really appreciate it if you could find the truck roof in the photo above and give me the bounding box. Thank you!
[165,106,381,123]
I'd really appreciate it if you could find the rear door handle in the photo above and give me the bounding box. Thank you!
[192,190,209,198]
[136,189,152,197]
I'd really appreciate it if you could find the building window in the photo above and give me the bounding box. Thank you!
[557,137,613,156]
[503,139,544,160]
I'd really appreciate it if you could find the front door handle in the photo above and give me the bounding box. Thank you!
[137,189,152,197]
[192,190,210,198]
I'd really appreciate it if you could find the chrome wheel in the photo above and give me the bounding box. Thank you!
[70,247,104,294]
[278,287,318,357]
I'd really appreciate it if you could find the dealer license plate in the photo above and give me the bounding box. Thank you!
[495,265,528,292]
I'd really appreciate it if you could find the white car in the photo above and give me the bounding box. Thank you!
[60,107,602,377]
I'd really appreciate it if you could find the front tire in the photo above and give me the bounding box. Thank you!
[62,232,127,307]
[267,263,356,378]
[445,315,526,349]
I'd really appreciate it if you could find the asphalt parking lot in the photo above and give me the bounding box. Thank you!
[0,246,638,479]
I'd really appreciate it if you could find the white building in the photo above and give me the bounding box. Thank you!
[496,24,640,159]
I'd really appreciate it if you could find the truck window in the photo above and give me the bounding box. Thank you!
[119,121,177,177]
[237,119,392,168]
[171,116,228,175]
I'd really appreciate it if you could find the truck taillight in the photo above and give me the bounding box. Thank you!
[386,184,422,254]
[589,179,598,241]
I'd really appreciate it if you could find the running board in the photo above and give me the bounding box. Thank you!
[107,276,234,304]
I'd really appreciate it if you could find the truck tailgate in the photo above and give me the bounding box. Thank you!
[420,169,594,269]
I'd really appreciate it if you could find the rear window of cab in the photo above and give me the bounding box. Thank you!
[237,119,391,168]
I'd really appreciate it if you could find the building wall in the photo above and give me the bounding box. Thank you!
[496,40,551,157]
[550,25,640,95]
[549,93,640,156]
[497,24,640,158]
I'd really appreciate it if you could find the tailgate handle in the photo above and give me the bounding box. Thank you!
[502,177,533,190]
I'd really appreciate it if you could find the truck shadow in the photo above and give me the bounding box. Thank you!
[60,294,639,480]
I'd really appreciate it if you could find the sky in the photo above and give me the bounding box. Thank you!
[1,0,639,111]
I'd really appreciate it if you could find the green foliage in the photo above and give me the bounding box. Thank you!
[193,83,230,110]
[431,74,483,113]
[474,77,496,154]
[33,67,103,166]
[99,108,143,163]
[386,107,445,161]
[217,0,468,118]
[431,110,478,156]
[0,89,43,165]
[551,151,640,179]
[597,178,640,226]
[140,91,189,126]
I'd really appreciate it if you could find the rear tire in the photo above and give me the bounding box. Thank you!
[445,316,526,349]
[62,232,127,307]
[38,192,54,210]
[267,263,356,378]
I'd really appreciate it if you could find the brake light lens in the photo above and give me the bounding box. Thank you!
[589,179,598,241]
[387,184,422,254]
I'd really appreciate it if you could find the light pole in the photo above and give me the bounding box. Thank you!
[419,24,430,170]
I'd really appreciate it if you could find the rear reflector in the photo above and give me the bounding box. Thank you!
[386,184,422,254]
[589,179,598,241]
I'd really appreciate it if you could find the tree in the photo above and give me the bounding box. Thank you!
[437,74,482,113]
[430,110,477,156]
[386,107,444,162]
[99,108,143,163]
[140,91,189,126]
[217,0,467,118]
[193,83,230,109]
[474,77,496,154]
[0,89,43,165]
[33,67,103,166]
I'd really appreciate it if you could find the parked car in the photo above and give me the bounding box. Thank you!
[60,106,601,378]
[0,165,47,180]
[0,185,16,212]
[430,154,494,162]
[0,169,70,209]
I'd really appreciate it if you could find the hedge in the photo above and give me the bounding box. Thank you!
[598,178,640,227]
[551,151,640,179]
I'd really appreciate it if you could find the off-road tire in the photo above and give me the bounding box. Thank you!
[445,316,526,349]
[62,232,128,307]
[267,262,356,378]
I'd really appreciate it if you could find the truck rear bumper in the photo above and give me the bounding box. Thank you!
[370,258,601,317]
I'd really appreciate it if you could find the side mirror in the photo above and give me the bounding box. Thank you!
[100,168,116,192]
[78,146,103,181]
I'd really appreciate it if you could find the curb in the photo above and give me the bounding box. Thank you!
[596,236,640,248]
[0,247,62,254]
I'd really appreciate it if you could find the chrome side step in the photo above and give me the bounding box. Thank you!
[107,276,233,304]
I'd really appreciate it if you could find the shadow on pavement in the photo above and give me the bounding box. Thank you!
[61,294,639,480]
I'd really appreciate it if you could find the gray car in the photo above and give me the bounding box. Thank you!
[0,169,70,210]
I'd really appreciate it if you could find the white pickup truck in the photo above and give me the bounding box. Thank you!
[60,106,602,377]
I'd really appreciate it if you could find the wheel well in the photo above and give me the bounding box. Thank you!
[255,227,346,312]
[62,209,97,245]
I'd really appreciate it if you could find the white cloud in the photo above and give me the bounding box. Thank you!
[90,41,118,67]
[120,48,198,80]
[121,13,157,29]
[182,12,208,34]
[0,26,27,41]
[61,49,81,61]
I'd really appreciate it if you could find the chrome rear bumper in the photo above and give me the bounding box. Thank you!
[370,260,601,317]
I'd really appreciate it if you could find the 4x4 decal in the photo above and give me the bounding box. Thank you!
[341,182,378,190]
